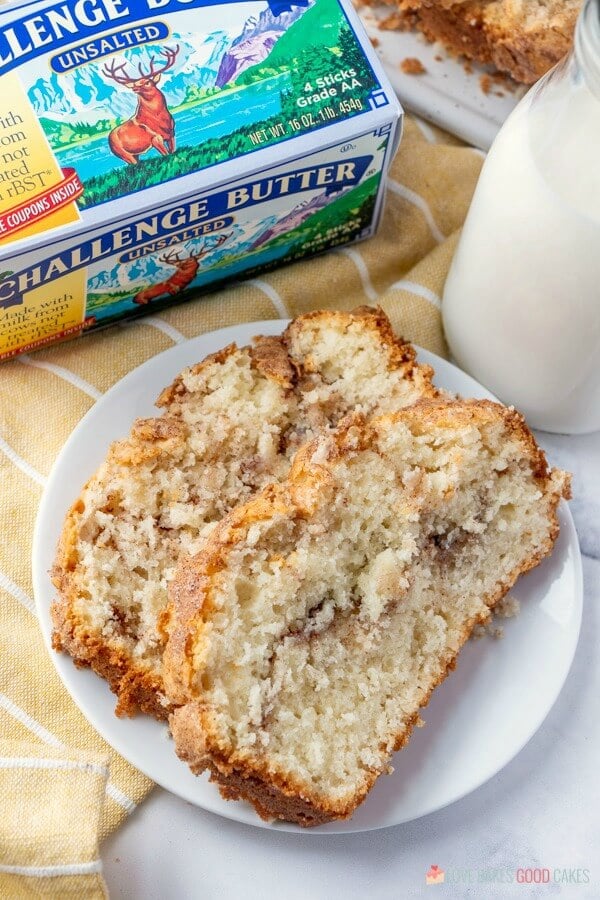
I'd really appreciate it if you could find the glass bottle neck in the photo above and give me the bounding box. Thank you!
[576,0,600,98]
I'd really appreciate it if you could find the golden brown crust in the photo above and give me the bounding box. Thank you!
[156,343,239,407]
[170,552,551,825]
[52,307,434,719]
[284,305,421,375]
[50,587,168,719]
[111,416,188,468]
[171,611,492,825]
[212,769,335,827]
[165,399,570,823]
[170,701,378,824]
[170,702,351,825]
[391,0,580,84]
[249,335,296,388]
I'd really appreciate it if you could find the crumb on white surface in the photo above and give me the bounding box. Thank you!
[401,57,427,75]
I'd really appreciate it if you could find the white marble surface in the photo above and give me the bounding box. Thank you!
[103,429,600,900]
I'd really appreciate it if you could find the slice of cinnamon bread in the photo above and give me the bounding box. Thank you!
[51,307,436,719]
[390,0,581,84]
[165,401,569,825]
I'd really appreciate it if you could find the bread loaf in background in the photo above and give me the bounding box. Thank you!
[388,0,581,83]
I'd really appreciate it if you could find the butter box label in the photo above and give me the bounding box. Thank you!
[0,0,383,225]
[0,128,391,356]
[0,0,401,359]
[0,72,83,244]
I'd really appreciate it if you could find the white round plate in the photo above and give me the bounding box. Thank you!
[33,320,583,833]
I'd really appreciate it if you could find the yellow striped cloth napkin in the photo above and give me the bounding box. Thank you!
[0,115,483,897]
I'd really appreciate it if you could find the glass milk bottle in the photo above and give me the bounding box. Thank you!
[442,0,600,434]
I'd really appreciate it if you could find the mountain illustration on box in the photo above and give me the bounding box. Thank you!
[88,218,272,294]
[250,189,346,248]
[28,31,230,123]
[215,1,309,85]
[28,2,311,125]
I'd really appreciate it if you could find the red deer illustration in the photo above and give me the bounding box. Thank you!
[133,233,232,305]
[103,46,180,165]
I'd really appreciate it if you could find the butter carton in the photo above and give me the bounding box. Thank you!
[0,0,402,359]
